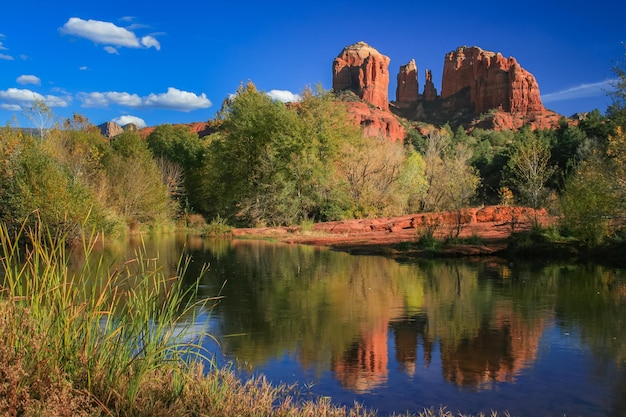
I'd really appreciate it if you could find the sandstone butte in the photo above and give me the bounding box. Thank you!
[332,41,391,110]
[440,46,544,116]
[331,42,562,137]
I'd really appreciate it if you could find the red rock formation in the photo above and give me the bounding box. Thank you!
[396,59,418,103]
[332,42,391,109]
[441,46,544,116]
[139,121,216,139]
[423,69,437,101]
[343,101,405,141]
[97,121,124,138]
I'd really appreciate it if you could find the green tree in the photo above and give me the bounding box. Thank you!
[0,130,94,237]
[549,119,589,189]
[105,131,172,227]
[560,157,617,245]
[201,82,308,226]
[146,124,206,211]
[506,128,555,212]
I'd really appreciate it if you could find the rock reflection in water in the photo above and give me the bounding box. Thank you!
[75,235,626,416]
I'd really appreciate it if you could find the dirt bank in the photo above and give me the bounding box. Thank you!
[232,206,554,258]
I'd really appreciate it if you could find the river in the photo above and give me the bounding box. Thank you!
[83,234,626,417]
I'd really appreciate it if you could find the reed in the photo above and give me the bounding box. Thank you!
[0,220,211,415]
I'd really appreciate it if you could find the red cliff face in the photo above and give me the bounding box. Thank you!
[333,42,391,110]
[441,46,544,116]
[396,59,418,103]
[344,101,406,142]
[334,42,557,133]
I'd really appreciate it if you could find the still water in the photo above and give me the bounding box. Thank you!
[95,234,626,417]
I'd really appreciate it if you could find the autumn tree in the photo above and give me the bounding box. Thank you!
[22,99,56,140]
[418,129,480,236]
[506,128,555,212]
[0,129,95,237]
[337,135,408,217]
[420,130,479,214]
[105,131,172,227]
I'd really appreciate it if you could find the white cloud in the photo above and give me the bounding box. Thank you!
[112,114,147,128]
[266,89,302,103]
[1,103,22,111]
[16,75,41,86]
[79,66,89,70]
[51,87,71,95]
[104,46,119,55]
[0,53,14,60]
[77,87,211,112]
[59,17,160,52]
[542,79,617,103]
[140,36,160,50]
[77,91,142,107]
[0,41,6,50]
[143,87,212,111]
[0,88,69,109]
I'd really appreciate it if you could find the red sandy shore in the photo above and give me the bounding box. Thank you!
[232,206,554,258]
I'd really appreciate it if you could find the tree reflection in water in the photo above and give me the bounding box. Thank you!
[78,235,626,416]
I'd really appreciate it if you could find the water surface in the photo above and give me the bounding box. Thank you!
[90,235,626,417]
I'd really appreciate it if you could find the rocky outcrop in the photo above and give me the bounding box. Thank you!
[343,101,405,142]
[396,59,418,104]
[97,121,123,138]
[423,69,437,101]
[332,42,390,109]
[441,46,544,116]
[333,42,556,131]
[139,121,217,139]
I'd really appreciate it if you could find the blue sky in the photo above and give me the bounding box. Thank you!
[1,0,624,129]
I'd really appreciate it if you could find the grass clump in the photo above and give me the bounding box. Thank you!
[0,221,212,416]
[203,215,233,236]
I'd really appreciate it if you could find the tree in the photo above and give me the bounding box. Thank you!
[560,157,617,245]
[337,135,407,217]
[443,143,481,237]
[105,131,172,226]
[419,129,480,235]
[22,99,56,139]
[560,46,626,243]
[609,43,626,111]
[507,128,555,212]
[201,82,309,226]
[0,131,95,237]
[146,124,205,211]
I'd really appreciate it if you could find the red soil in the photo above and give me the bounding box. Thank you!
[232,206,554,258]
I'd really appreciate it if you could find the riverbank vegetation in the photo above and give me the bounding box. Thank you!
[3,70,626,250]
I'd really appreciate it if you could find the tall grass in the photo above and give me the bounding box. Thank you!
[0,220,211,415]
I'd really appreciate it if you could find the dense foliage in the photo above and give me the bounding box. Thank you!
[2,60,626,244]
